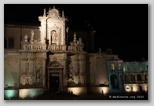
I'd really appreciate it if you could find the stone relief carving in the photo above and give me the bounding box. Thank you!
[36,70,41,82]
[68,64,73,79]
[26,62,29,71]
[20,75,33,85]
[48,8,59,19]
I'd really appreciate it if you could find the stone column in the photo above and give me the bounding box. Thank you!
[47,71,50,91]
[62,55,67,86]
[62,22,65,45]
[141,74,145,83]
[109,74,112,91]
[42,58,46,87]
[72,55,78,84]
[39,25,46,44]
[59,71,63,90]
[79,55,85,84]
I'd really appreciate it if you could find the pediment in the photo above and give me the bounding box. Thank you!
[47,61,63,68]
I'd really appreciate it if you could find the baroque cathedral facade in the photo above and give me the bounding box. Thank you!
[4,7,148,99]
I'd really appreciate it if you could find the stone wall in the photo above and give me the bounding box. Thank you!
[4,50,20,88]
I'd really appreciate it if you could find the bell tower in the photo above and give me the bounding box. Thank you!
[38,6,66,47]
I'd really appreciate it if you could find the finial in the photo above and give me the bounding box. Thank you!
[53,5,55,9]
[62,10,65,18]
[73,32,77,43]
[74,32,76,40]
[43,8,46,17]
[66,27,69,33]
[99,48,101,53]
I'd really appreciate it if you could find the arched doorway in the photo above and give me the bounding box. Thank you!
[110,74,118,89]
[50,73,60,93]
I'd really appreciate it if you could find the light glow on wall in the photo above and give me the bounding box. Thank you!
[145,85,148,92]
[67,87,86,95]
[19,89,30,99]
[19,88,44,99]
[132,85,139,92]
[4,90,18,99]
[125,85,131,92]
[98,87,109,94]
[125,84,148,93]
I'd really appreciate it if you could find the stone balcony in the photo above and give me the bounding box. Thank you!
[48,45,67,51]
[68,45,84,52]
[23,43,46,51]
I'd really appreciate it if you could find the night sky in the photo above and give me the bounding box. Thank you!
[4,4,148,61]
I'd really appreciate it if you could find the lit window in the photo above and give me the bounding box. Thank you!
[111,64,115,70]
[118,64,122,70]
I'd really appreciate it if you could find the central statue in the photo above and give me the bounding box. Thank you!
[51,30,58,44]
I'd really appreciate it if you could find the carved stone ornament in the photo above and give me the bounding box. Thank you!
[48,8,59,19]
[48,61,60,68]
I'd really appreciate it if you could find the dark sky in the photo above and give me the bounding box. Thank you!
[4,4,148,61]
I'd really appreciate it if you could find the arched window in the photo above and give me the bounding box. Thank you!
[130,74,135,82]
[137,74,142,81]
[125,75,129,83]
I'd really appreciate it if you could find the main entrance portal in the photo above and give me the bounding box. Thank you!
[47,69,63,93]
[50,73,60,92]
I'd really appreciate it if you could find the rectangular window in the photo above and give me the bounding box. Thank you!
[111,64,115,71]
[118,64,122,70]
[8,37,14,49]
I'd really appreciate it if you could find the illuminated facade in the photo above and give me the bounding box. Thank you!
[4,7,148,99]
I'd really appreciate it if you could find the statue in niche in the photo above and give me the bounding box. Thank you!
[51,30,58,44]
[68,64,73,79]
[36,70,41,82]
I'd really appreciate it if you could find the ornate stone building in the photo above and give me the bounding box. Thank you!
[4,7,148,99]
